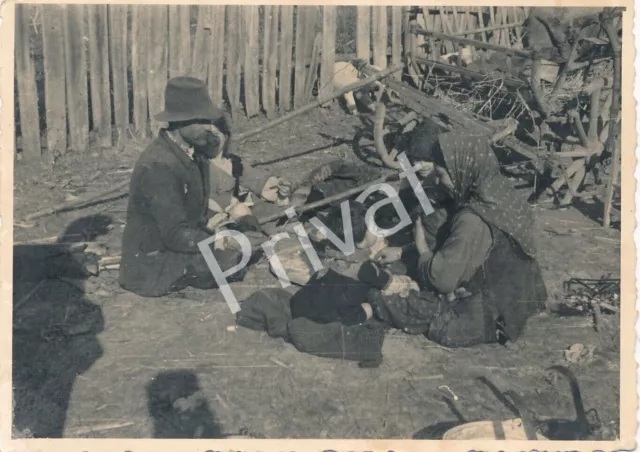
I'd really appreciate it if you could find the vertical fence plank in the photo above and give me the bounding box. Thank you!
[226,6,242,117]
[278,6,294,112]
[511,7,522,45]
[191,6,211,82]
[208,5,226,108]
[372,6,388,69]
[293,6,311,108]
[304,33,321,103]
[147,5,169,134]
[131,5,149,138]
[356,6,371,61]
[88,5,112,146]
[41,4,67,155]
[488,7,497,45]
[16,5,42,161]
[262,5,279,117]
[319,6,336,103]
[169,5,191,78]
[243,6,260,117]
[108,5,129,145]
[63,5,89,152]
[391,6,402,79]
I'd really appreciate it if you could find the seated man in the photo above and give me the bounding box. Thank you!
[119,77,253,297]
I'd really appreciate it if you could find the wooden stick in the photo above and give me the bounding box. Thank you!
[529,55,550,118]
[304,33,322,104]
[413,25,531,59]
[258,174,399,225]
[552,27,589,95]
[449,20,524,37]
[373,101,402,169]
[602,14,622,228]
[232,64,403,143]
[15,280,47,310]
[569,110,590,148]
[24,178,130,221]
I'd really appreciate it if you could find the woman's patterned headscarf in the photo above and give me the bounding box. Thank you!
[433,131,537,258]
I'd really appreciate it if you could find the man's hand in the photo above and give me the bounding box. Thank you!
[374,247,403,264]
[414,217,430,256]
[277,179,293,198]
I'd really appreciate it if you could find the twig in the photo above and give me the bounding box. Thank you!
[592,300,604,332]
[100,254,121,266]
[14,280,46,310]
[24,178,131,221]
[569,110,590,148]
[65,422,135,436]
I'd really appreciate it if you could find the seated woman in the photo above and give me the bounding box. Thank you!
[358,131,549,348]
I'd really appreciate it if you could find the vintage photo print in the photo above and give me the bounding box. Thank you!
[0,2,636,451]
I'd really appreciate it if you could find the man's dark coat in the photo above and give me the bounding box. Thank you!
[119,130,217,297]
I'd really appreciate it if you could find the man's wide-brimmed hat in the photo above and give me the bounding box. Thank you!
[154,76,225,123]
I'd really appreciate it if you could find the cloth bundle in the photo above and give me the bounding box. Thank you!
[236,270,386,367]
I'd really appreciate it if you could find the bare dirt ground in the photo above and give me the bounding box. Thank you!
[12,106,621,440]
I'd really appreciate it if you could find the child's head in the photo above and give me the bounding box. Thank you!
[315,201,369,248]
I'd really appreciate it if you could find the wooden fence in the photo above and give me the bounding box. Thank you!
[14,5,527,163]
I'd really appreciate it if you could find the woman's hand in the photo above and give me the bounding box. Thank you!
[374,247,403,264]
[413,216,430,256]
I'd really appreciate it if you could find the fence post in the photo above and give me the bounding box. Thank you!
[191,6,212,82]
[391,7,402,79]
[243,5,260,117]
[262,6,279,118]
[41,4,67,158]
[108,5,129,146]
[294,6,313,108]
[88,5,113,147]
[147,5,169,135]
[131,5,149,138]
[15,4,42,162]
[356,6,371,62]
[226,6,242,117]
[319,6,336,105]
[372,6,388,69]
[209,5,226,108]
[169,5,191,78]
[278,6,294,112]
[63,4,89,152]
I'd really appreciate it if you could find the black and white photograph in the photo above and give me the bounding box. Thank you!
[4,2,634,449]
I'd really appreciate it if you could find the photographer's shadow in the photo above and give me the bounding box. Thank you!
[146,370,223,438]
[12,214,110,437]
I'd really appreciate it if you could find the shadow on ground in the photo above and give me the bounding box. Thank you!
[12,215,110,437]
[146,370,223,439]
